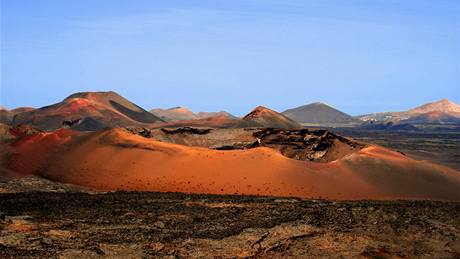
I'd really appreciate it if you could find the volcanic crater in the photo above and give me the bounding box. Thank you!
[126,127,366,162]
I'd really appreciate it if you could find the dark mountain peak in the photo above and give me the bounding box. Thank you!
[282,102,356,124]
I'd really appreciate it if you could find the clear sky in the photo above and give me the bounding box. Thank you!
[1,0,459,115]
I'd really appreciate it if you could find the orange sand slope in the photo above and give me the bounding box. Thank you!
[3,128,460,201]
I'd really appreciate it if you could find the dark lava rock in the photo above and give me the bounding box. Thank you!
[161,127,212,135]
[0,191,459,258]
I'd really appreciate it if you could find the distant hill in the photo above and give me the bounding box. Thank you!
[196,111,236,119]
[282,102,358,125]
[238,106,301,129]
[408,99,460,115]
[151,107,236,121]
[358,99,460,124]
[0,107,35,124]
[13,91,163,130]
[150,107,198,121]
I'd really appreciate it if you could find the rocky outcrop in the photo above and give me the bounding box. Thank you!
[126,127,364,162]
[249,128,364,162]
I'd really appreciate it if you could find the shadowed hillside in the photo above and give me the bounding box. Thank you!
[12,91,163,130]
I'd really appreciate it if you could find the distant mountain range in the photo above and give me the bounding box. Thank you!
[2,92,459,131]
[154,106,301,129]
[1,91,301,130]
[280,99,460,126]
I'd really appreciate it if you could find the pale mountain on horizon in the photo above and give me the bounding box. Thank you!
[150,107,198,121]
[407,99,460,115]
[150,107,236,121]
[358,99,460,124]
[196,111,237,119]
[282,102,359,125]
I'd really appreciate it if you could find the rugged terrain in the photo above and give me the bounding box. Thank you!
[128,127,364,162]
[2,94,460,257]
[1,123,459,200]
[335,128,460,171]
[3,125,459,200]
[0,178,459,258]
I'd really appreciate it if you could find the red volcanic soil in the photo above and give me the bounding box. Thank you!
[2,129,77,177]
[2,128,459,201]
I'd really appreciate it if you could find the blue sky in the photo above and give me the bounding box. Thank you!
[1,0,459,115]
